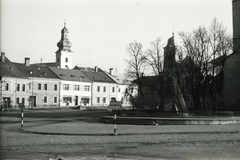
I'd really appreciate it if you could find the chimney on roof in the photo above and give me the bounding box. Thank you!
[95,66,98,72]
[25,57,30,66]
[1,52,5,62]
[109,68,113,75]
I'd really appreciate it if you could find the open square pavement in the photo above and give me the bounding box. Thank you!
[0,108,240,160]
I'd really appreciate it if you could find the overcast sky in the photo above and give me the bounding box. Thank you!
[1,0,232,78]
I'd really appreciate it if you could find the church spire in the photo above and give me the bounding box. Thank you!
[55,22,73,69]
[57,22,72,51]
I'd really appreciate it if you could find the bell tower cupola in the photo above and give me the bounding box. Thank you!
[55,22,73,69]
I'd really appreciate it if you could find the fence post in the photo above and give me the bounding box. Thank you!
[21,109,24,130]
[113,114,117,136]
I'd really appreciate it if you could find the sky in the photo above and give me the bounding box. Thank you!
[0,0,233,78]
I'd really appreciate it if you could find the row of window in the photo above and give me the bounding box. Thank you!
[16,84,26,92]
[96,97,116,103]
[4,83,58,92]
[97,97,107,103]
[4,83,121,93]
[16,96,58,104]
[16,97,25,104]
[97,86,120,93]
[62,97,90,103]
[43,96,58,103]
[38,84,58,91]
[63,84,90,91]
[15,96,105,105]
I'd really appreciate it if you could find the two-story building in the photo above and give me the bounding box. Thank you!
[0,53,30,109]
[75,66,117,106]
[49,67,92,107]
[103,68,131,107]
[14,58,60,108]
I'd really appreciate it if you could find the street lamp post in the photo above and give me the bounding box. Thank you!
[31,76,34,109]
[30,62,38,109]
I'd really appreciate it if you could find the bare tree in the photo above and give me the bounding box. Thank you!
[206,18,233,110]
[145,37,165,111]
[125,41,147,109]
[178,18,232,110]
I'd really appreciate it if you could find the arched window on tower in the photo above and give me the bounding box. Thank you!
[65,57,68,62]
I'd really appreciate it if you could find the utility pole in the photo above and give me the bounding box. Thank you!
[0,76,3,110]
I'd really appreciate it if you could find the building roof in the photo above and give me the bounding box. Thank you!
[49,67,92,83]
[74,66,116,83]
[13,63,59,79]
[0,56,28,79]
[225,51,239,61]
[103,71,124,84]
[132,76,160,87]
[39,62,56,67]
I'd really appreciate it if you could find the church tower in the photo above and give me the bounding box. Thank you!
[163,34,187,112]
[233,0,240,52]
[163,33,176,77]
[55,22,73,69]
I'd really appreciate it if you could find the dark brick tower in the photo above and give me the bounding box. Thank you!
[223,0,240,110]
[163,34,187,112]
[233,0,240,52]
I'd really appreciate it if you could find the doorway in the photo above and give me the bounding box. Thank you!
[75,96,78,106]
[3,97,11,110]
[29,96,36,107]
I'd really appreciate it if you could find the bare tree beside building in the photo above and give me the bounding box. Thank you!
[125,41,147,109]
[145,37,165,111]
[178,18,232,110]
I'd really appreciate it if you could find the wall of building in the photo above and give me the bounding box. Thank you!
[29,78,60,108]
[1,77,30,109]
[223,0,240,111]
[91,82,118,106]
[55,50,73,69]
[224,53,240,110]
[59,80,91,107]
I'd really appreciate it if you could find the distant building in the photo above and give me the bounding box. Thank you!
[223,0,240,111]
[13,58,60,108]
[131,75,161,109]
[49,67,92,107]
[74,66,117,106]
[0,23,128,109]
[0,53,30,109]
[103,68,130,107]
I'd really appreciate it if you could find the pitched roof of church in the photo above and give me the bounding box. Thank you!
[132,76,161,87]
